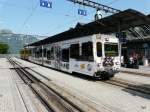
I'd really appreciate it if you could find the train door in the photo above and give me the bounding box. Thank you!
[54,46,61,70]
[61,45,70,72]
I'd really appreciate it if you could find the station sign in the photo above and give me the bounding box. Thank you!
[143,43,149,48]
[40,0,52,8]
[116,32,127,43]
[78,9,87,16]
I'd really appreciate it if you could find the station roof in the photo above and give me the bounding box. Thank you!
[28,9,150,46]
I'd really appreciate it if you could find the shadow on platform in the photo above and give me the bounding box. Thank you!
[122,84,150,100]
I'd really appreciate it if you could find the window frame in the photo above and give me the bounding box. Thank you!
[97,42,102,57]
[81,42,94,61]
[61,48,70,62]
[104,43,119,57]
[70,43,80,59]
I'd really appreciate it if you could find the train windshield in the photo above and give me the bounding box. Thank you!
[105,43,118,56]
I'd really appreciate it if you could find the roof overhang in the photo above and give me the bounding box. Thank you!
[28,9,150,46]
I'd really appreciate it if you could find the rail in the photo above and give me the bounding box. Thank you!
[100,78,150,95]
[8,58,98,112]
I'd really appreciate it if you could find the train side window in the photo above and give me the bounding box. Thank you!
[39,48,42,57]
[70,44,80,59]
[81,42,93,61]
[33,48,36,57]
[62,49,69,62]
[46,47,54,60]
[97,42,102,57]
[47,50,50,60]
[50,47,54,60]
[35,49,40,58]
[43,48,46,57]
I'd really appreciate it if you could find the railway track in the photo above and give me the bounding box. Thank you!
[120,70,150,77]
[100,78,150,96]
[8,58,98,112]
[13,58,150,97]
[9,58,150,112]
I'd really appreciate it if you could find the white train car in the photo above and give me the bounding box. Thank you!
[28,34,120,79]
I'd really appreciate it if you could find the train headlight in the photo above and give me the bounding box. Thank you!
[115,62,119,65]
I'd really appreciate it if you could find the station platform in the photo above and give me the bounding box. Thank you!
[120,66,150,76]
[0,58,27,112]
[0,58,48,112]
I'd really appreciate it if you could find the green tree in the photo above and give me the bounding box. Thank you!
[0,43,9,54]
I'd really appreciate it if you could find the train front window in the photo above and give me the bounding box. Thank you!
[105,43,118,56]
[97,42,102,57]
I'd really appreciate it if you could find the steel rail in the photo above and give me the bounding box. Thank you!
[13,58,150,96]
[120,70,150,78]
[8,58,85,112]
[100,78,150,96]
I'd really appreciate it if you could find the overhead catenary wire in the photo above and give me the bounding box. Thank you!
[20,0,82,36]
[20,0,120,36]
[0,1,33,10]
[43,9,97,36]
[106,0,120,6]
[43,0,118,36]
[18,0,105,36]
[43,0,101,36]
[19,0,41,33]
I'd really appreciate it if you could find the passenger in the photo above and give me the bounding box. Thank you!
[129,56,134,65]
[133,54,139,69]
[128,56,134,68]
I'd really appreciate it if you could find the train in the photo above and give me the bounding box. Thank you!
[20,48,30,60]
[21,34,121,79]
[20,9,150,79]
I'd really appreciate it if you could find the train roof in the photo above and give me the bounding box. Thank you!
[28,9,150,46]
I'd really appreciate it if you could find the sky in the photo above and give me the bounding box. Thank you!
[0,0,149,38]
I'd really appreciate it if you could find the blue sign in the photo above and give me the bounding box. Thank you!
[40,0,52,8]
[120,37,127,43]
[143,43,149,48]
[116,32,127,43]
[78,9,87,16]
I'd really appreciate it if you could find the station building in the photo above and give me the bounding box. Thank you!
[124,39,150,66]
[122,21,150,66]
